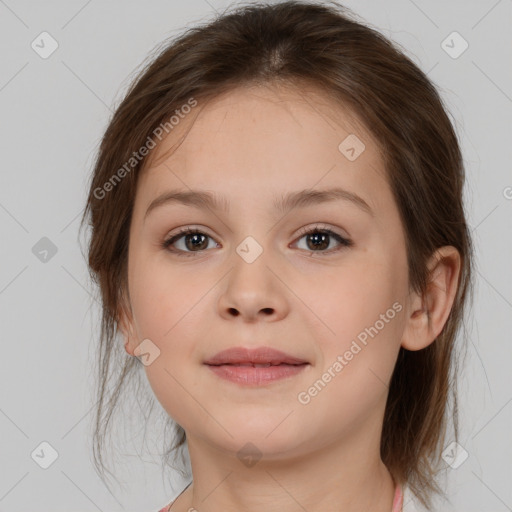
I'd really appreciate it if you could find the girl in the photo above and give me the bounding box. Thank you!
[80,1,474,511]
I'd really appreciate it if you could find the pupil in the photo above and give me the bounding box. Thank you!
[186,233,207,251]
[308,233,328,250]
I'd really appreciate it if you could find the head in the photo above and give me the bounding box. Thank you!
[80,1,474,508]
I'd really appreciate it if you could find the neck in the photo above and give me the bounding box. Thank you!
[179,429,396,512]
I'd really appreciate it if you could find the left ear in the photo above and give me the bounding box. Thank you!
[401,246,461,351]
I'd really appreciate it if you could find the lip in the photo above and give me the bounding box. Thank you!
[204,346,310,386]
[206,363,308,385]
[203,346,309,366]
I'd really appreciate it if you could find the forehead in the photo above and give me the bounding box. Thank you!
[136,83,390,216]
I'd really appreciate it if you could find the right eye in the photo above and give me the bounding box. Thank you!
[162,227,219,257]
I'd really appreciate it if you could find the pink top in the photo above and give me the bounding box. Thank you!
[392,482,404,511]
[158,482,404,512]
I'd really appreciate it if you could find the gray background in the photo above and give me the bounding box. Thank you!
[1,0,511,511]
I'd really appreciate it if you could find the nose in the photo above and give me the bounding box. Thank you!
[217,251,289,323]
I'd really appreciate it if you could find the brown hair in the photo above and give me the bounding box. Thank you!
[80,1,474,508]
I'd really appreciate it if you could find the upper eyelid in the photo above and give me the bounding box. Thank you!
[296,222,346,236]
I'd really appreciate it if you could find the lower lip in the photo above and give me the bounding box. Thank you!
[205,363,309,385]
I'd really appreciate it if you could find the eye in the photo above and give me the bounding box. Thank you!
[293,223,353,255]
[162,227,219,257]
[162,223,353,257]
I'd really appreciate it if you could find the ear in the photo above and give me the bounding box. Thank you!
[401,246,461,351]
[117,292,138,357]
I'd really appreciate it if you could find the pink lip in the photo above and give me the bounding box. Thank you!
[204,346,310,386]
[203,346,308,365]
[206,363,308,385]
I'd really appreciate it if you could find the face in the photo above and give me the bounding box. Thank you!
[121,83,411,460]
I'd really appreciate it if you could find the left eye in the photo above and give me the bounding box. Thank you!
[293,225,353,254]
[162,224,352,257]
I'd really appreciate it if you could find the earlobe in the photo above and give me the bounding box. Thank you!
[401,246,461,351]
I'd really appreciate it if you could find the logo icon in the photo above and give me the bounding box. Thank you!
[441,32,469,59]
[134,338,161,366]
[338,134,365,161]
[236,236,263,264]
[31,32,59,59]
[237,442,263,468]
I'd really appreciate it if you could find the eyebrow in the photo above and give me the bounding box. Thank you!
[144,186,374,221]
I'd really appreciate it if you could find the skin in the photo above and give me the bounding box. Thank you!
[119,83,461,512]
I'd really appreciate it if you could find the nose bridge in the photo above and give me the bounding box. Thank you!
[218,231,287,321]
[230,232,273,293]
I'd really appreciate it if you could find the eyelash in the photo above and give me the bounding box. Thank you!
[161,224,353,258]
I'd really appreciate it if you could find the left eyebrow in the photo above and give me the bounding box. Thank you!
[144,186,374,221]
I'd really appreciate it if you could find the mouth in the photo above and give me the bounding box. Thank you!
[203,346,310,385]
[203,346,309,366]
[204,360,309,385]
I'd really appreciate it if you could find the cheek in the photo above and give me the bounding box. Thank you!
[298,257,404,403]
[136,304,206,429]
[128,260,213,421]
[129,253,205,336]
[297,306,403,440]
[295,255,401,342]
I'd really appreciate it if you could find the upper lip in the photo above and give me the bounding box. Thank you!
[204,347,309,366]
